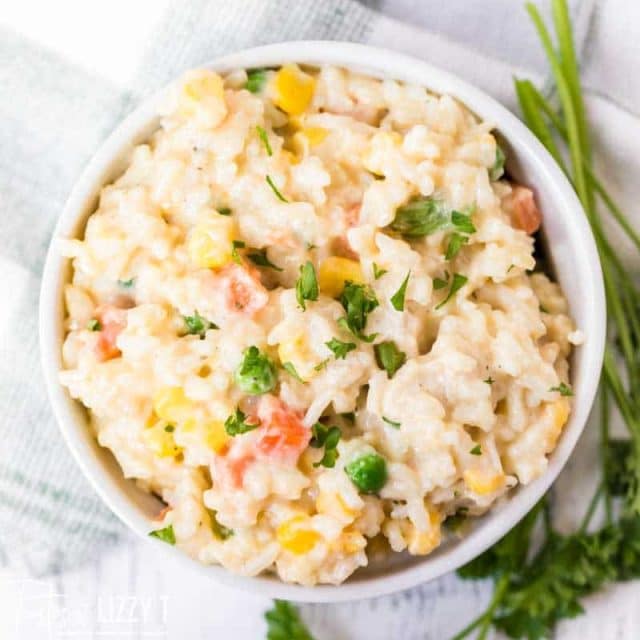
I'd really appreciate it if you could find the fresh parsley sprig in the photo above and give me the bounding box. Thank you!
[338,282,379,342]
[296,261,319,310]
[265,600,315,640]
[310,423,341,468]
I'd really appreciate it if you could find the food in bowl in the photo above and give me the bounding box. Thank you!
[59,64,582,586]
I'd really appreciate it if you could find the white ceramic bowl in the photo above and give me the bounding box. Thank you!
[39,41,606,602]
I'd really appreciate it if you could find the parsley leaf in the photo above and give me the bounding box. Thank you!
[256,125,273,156]
[490,144,506,181]
[266,175,288,202]
[484,376,495,385]
[295,261,319,310]
[245,69,267,94]
[217,206,232,216]
[310,423,341,468]
[265,600,315,640]
[117,278,134,288]
[149,524,175,545]
[224,407,259,436]
[282,362,305,383]
[445,232,468,260]
[550,382,573,397]
[390,197,476,238]
[470,444,482,455]
[87,318,101,331]
[231,239,246,264]
[208,509,233,540]
[325,337,356,360]
[183,311,218,338]
[435,273,467,310]
[247,248,283,271]
[374,341,406,378]
[373,262,388,280]
[390,197,451,237]
[433,276,449,290]
[339,282,379,341]
[382,416,401,429]
[390,271,410,311]
[234,346,277,395]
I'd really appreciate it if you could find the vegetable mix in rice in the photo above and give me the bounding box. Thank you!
[59,64,582,585]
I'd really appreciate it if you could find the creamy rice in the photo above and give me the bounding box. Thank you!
[60,64,581,585]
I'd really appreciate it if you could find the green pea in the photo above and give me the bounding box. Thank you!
[345,453,388,494]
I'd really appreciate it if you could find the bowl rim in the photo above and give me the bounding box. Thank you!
[39,40,606,603]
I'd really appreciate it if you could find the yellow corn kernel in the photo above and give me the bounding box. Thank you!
[316,492,358,522]
[179,70,227,128]
[273,65,316,116]
[544,398,570,449]
[143,422,182,458]
[407,523,441,556]
[204,421,231,454]
[362,131,402,175]
[553,398,570,430]
[278,333,318,381]
[183,70,225,101]
[318,257,364,298]
[277,516,321,554]
[463,468,506,496]
[153,387,193,424]
[301,126,328,146]
[187,216,235,269]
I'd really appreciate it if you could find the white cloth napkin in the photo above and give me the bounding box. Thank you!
[1,0,637,576]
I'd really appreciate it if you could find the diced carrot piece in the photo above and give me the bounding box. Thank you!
[94,305,127,361]
[255,395,310,464]
[218,264,269,315]
[505,184,542,235]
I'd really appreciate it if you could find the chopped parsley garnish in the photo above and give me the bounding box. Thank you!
[234,346,277,395]
[148,524,175,545]
[87,318,101,331]
[484,376,495,385]
[266,175,288,202]
[374,341,406,378]
[382,416,401,429]
[433,275,449,290]
[390,197,476,238]
[373,262,388,280]
[325,337,356,360]
[256,125,273,156]
[183,311,218,338]
[314,358,330,372]
[231,239,245,264]
[391,197,476,261]
[247,248,283,271]
[224,407,259,436]
[117,278,134,288]
[310,423,341,468]
[550,382,573,396]
[445,232,469,260]
[340,412,356,424]
[338,282,379,341]
[164,424,175,433]
[390,271,410,311]
[490,144,506,181]
[282,362,305,383]
[507,263,515,273]
[295,261,319,310]
[265,600,315,640]
[217,206,232,216]
[470,444,482,456]
[345,453,388,494]
[208,509,233,540]
[245,69,267,94]
[435,273,468,310]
